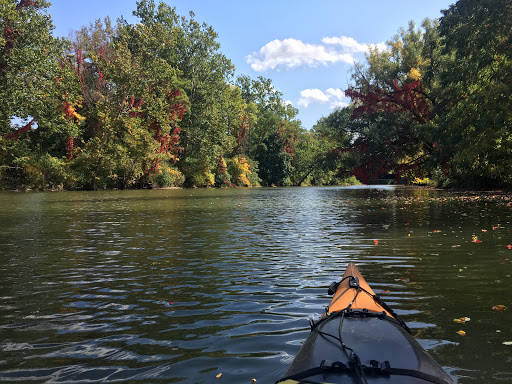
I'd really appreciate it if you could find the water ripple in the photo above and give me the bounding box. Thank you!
[1,187,510,382]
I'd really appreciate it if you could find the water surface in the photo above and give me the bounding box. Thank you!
[0,186,511,383]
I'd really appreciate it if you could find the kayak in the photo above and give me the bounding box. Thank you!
[276,263,456,384]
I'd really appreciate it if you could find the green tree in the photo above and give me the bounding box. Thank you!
[435,0,512,187]
[67,13,188,189]
[0,0,67,128]
[132,1,242,186]
[291,108,352,186]
[256,133,292,186]
[0,0,81,189]
[236,75,301,185]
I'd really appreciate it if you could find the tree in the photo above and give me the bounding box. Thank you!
[236,75,301,185]
[291,108,352,186]
[0,0,81,188]
[67,14,188,189]
[342,20,441,183]
[434,0,512,187]
[131,1,242,186]
[0,0,67,128]
[256,133,292,186]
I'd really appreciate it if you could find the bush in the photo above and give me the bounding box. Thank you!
[227,156,260,187]
[180,157,216,187]
[152,164,185,187]
[214,157,231,187]
[12,154,76,190]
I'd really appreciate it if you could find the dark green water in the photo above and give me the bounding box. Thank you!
[0,186,511,383]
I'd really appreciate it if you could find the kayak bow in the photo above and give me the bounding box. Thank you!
[277,263,455,384]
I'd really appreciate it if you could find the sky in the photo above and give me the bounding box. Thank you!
[48,0,455,130]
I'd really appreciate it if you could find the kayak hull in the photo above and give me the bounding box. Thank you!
[277,263,455,384]
[283,315,454,383]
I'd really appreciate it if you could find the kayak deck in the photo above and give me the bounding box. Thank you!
[277,263,456,384]
[325,262,392,316]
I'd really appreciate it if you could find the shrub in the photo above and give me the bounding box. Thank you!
[152,164,185,187]
[227,156,260,187]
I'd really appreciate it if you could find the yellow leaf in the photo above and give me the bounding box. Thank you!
[407,68,422,80]
[456,330,466,336]
[216,373,222,379]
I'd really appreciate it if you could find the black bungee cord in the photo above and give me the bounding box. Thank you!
[316,283,368,384]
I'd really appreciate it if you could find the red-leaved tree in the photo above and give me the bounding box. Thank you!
[342,78,433,184]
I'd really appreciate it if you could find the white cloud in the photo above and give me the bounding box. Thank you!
[247,38,355,72]
[321,36,387,54]
[322,36,368,52]
[370,42,388,52]
[297,89,330,107]
[326,88,344,99]
[298,88,350,109]
[247,36,387,72]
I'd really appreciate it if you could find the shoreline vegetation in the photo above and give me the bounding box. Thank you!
[1,0,511,192]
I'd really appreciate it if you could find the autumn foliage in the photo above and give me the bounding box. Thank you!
[340,78,433,184]
[345,79,430,125]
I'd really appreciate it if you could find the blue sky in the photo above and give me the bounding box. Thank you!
[48,0,455,130]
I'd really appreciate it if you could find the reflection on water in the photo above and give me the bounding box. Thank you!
[0,186,511,383]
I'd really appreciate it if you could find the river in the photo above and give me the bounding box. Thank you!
[0,186,510,383]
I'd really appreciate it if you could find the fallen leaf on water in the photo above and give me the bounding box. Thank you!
[252,379,257,384]
[481,229,488,232]
[216,373,223,379]
[493,305,507,311]
[503,341,512,346]
[380,290,391,294]
[374,240,379,245]
[453,317,471,323]
[456,330,466,336]
[507,245,512,250]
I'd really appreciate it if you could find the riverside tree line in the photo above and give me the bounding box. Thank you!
[1,0,510,190]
